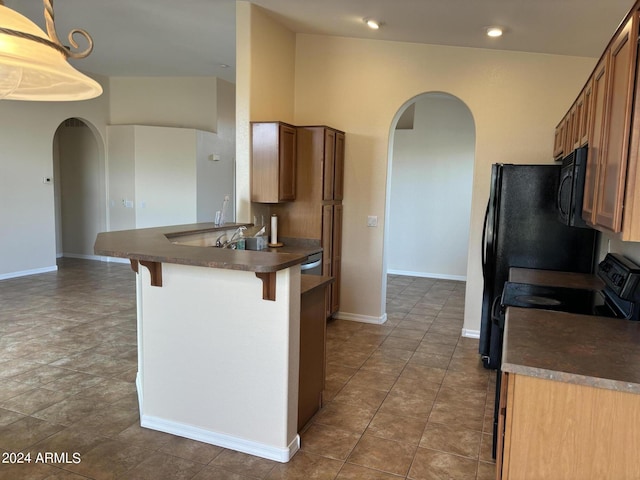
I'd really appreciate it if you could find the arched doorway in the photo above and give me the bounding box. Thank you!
[53,118,106,260]
[383,92,476,301]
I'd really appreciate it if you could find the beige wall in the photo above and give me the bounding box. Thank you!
[291,36,597,331]
[235,6,600,330]
[109,77,219,132]
[236,2,296,222]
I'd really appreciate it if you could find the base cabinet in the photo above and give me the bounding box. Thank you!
[298,282,329,430]
[498,373,640,480]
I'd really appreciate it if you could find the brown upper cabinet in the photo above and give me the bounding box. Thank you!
[553,116,567,159]
[579,84,592,147]
[555,5,640,240]
[251,122,297,203]
[321,129,346,201]
[566,104,578,154]
[583,14,638,232]
[583,55,609,224]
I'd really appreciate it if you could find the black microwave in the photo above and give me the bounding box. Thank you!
[557,147,590,228]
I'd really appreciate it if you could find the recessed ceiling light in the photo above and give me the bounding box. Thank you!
[486,27,503,38]
[364,18,381,30]
[219,64,230,68]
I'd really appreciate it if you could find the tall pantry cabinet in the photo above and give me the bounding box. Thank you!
[303,126,344,317]
[271,126,345,317]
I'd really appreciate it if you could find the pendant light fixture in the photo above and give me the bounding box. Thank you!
[0,0,102,101]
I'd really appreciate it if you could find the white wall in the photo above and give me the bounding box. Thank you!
[388,94,475,280]
[196,131,236,223]
[106,126,136,232]
[55,121,104,257]
[133,126,198,228]
[0,74,232,278]
[197,79,237,223]
[0,74,110,278]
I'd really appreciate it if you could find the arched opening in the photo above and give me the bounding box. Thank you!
[383,92,476,312]
[53,118,107,260]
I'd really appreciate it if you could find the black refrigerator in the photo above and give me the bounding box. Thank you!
[479,163,598,369]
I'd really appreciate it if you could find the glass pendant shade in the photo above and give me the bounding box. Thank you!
[0,4,102,101]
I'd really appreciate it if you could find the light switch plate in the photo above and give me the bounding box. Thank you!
[367,215,378,227]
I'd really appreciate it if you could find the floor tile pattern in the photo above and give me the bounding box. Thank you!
[0,260,496,479]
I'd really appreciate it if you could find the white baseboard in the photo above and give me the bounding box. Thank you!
[135,372,144,418]
[0,265,58,280]
[140,414,300,463]
[334,311,388,325]
[61,253,128,264]
[387,269,466,282]
[462,329,480,339]
[103,256,129,264]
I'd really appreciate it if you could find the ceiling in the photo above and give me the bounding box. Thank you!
[4,0,634,84]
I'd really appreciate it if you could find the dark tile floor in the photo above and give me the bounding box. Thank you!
[0,259,495,479]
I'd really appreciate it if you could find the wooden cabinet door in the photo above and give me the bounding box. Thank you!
[573,95,584,149]
[566,105,578,152]
[278,124,297,202]
[334,132,345,201]
[553,121,564,159]
[583,58,608,224]
[321,205,333,318]
[298,286,326,430]
[579,83,592,146]
[496,372,510,480]
[594,16,637,231]
[331,204,343,314]
[321,205,333,277]
[251,122,296,203]
[322,129,336,201]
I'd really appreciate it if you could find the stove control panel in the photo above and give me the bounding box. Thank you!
[597,254,640,300]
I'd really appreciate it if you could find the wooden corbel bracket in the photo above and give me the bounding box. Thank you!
[255,272,276,301]
[130,259,163,287]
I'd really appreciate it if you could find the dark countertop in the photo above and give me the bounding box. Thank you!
[301,275,334,295]
[509,267,605,290]
[266,237,322,256]
[94,223,315,273]
[502,307,640,393]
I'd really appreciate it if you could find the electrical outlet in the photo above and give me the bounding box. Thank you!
[367,215,378,227]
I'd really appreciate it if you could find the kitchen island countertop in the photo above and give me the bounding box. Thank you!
[94,223,317,273]
[503,307,640,394]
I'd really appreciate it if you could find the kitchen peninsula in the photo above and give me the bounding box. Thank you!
[94,222,320,463]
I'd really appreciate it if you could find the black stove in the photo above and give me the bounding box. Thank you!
[501,253,640,321]
[501,282,599,315]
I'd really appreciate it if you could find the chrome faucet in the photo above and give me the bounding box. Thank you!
[215,226,246,248]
